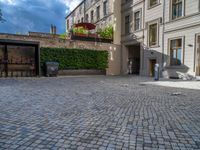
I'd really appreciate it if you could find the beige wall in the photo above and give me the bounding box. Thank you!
[121,0,200,78]
[0,33,121,75]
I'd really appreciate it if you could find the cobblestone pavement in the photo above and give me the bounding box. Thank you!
[0,76,200,150]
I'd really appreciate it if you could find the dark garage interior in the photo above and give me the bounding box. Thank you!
[0,39,40,77]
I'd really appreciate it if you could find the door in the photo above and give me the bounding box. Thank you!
[197,36,200,76]
[149,59,156,77]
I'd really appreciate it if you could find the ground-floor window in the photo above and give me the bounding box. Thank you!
[170,38,182,66]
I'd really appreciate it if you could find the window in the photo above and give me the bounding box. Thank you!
[134,11,141,31]
[149,23,158,46]
[97,6,100,20]
[103,1,108,16]
[149,0,158,8]
[67,19,69,30]
[81,17,84,23]
[79,6,82,14]
[91,10,94,22]
[125,15,130,34]
[172,0,183,19]
[170,39,182,65]
[85,14,89,22]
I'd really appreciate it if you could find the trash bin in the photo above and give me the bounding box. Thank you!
[45,62,59,77]
[154,63,160,81]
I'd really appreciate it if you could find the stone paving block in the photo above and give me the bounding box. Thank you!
[0,76,200,149]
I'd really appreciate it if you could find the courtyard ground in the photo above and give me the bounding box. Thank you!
[0,76,200,150]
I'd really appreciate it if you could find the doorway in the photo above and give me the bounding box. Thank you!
[197,36,200,76]
[0,40,40,77]
[128,45,140,75]
[149,59,156,77]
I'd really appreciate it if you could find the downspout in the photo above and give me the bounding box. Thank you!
[162,0,166,76]
[142,0,146,72]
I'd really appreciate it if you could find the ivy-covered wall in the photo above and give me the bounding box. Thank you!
[40,47,109,70]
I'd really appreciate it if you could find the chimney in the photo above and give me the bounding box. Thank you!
[53,25,57,34]
[50,24,54,34]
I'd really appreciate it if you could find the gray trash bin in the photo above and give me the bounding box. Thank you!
[154,63,160,81]
[45,62,59,77]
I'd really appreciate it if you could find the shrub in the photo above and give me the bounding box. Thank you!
[97,25,113,39]
[59,32,68,39]
[73,27,88,34]
[40,48,109,70]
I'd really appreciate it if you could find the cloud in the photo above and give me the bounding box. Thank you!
[0,0,82,34]
[59,0,82,11]
[0,0,16,5]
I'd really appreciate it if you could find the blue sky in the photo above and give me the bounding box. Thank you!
[0,0,81,34]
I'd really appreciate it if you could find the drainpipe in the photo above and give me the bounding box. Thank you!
[162,0,166,76]
[141,0,146,72]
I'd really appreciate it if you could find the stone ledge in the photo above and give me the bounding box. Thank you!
[58,69,106,76]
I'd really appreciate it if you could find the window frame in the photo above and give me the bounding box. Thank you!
[125,15,130,35]
[90,10,94,23]
[85,14,89,22]
[103,0,108,16]
[96,6,100,21]
[134,9,142,31]
[147,20,159,47]
[66,19,69,30]
[168,36,185,66]
[170,0,185,20]
[148,0,160,9]
[194,33,200,73]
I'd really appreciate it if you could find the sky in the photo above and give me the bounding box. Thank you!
[0,0,82,34]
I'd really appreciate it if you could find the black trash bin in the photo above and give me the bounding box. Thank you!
[45,62,59,77]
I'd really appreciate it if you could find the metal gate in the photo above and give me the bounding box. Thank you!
[0,40,40,77]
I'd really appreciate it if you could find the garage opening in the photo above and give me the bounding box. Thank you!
[128,45,140,75]
[0,40,40,77]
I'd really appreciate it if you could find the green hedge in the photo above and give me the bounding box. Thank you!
[40,47,109,70]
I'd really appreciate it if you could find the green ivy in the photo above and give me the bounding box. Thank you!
[40,48,109,71]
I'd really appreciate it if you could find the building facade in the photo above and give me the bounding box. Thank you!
[66,0,200,78]
[65,0,121,45]
[121,0,200,78]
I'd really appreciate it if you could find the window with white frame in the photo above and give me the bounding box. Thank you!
[170,38,182,66]
[172,0,183,20]
[148,23,158,46]
[149,0,159,8]
[134,11,141,31]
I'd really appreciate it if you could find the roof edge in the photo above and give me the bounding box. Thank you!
[65,0,85,19]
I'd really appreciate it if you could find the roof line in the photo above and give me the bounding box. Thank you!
[65,0,85,19]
